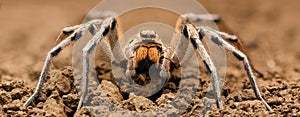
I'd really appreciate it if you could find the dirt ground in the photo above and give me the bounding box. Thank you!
[0,0,299,116]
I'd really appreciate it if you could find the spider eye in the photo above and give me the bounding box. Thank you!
[140,30,157,38]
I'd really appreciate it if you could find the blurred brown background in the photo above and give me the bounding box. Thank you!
[0,0,299,86]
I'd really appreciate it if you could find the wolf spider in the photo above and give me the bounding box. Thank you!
[24,12,272,112]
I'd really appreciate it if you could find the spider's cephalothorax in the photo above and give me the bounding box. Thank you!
[131,30,163,73]
[24,13,273,113]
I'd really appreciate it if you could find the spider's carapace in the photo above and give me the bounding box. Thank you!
[131,31,163,74]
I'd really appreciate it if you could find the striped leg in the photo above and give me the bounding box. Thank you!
[78,17,120,111]
[198,26,272,111]
[24,19,103,107]
[182,24,223,109]
[208,28,264,77]
[159,47,180,82]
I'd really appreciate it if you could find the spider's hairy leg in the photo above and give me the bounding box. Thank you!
[125,48,136,78]
[160,47,180,81]
[182,24,223,109]
[23,19,102,107]
[199,27,272,111]
[55,20,103,45]
[178,13,242,51]
[214,30,264,77]
[172,13,220,64]
[79,17,119,111]
[105,17,125,63]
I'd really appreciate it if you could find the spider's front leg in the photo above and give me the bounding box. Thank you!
[160,47,181,81]
[79,17,126,111]
[23,19,103,107]
[198,26,272,111]
[185,13,264,77]
[182,24,224,109]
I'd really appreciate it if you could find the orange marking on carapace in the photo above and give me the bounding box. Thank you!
[135,43,162,65]
[135,46,148,65]
[148,47,160,64]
